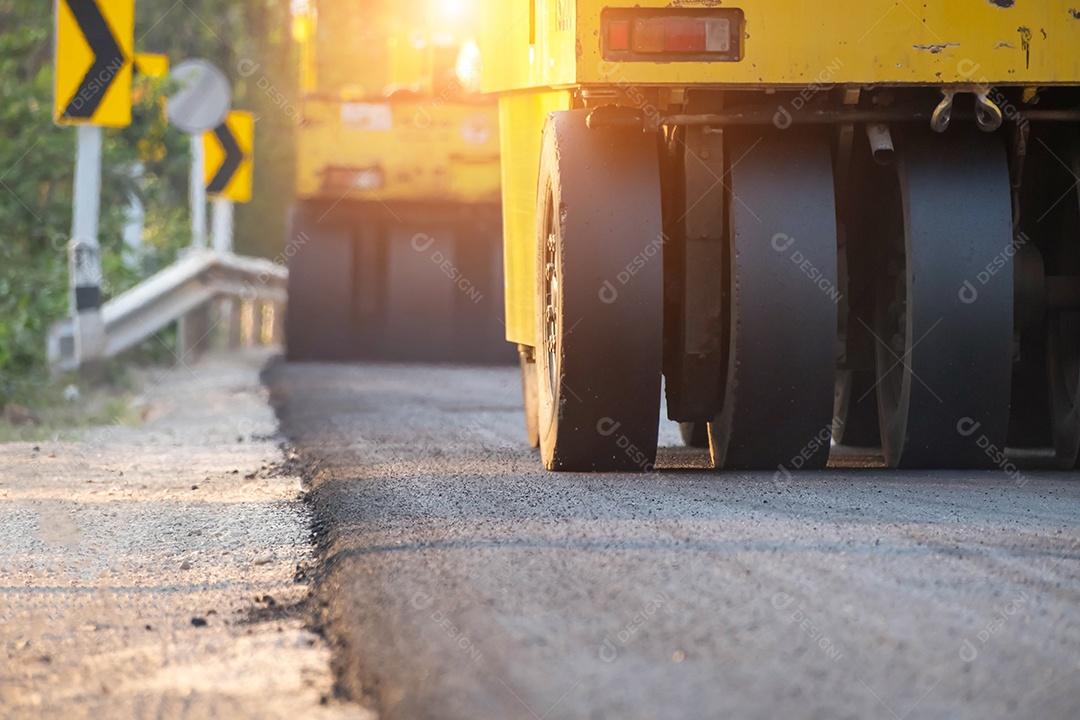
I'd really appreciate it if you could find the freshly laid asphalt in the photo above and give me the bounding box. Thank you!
[270,361,1080,720]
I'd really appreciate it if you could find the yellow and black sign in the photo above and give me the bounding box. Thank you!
[53,0,134,127]
[204,111,254,203]
[134,53,169,79]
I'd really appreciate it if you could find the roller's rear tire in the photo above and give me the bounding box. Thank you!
[1042,128,1080,468]
[285,204,356,362]
[873,129,1014,468]
[708,130,839,470]
[679,422,710,449]
[833,370,882,448]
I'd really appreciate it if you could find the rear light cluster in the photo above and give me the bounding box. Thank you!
[323,166,384,192]
[602,9,742,62]
[608,17,730,54]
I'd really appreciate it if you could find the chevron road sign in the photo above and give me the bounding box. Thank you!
[204,111,254,203]
[53,0,134,127]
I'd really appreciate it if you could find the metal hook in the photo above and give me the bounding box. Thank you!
[974,91,1004,133]
[931,89,957,133]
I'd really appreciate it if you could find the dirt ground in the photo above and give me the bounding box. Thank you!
[0,350,373,720]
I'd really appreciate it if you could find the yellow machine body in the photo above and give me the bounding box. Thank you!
[483,0,1080,92]
[296,97,500,205]
[482,0,1080,346]
[294,1,500,208]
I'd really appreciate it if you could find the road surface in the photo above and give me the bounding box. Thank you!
[269,360,1080,720]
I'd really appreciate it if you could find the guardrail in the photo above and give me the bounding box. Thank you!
[48,249,287,372]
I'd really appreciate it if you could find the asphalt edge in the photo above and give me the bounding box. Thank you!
[261,356,386,716]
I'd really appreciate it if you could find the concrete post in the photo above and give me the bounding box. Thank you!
[179,303,213,360]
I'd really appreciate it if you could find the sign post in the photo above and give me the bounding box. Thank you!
[165,60,233,356]
[165,59,232,249]
[69,126,107,365]
[190,135,208,248]
[54,0,134,370]
[211,198,234,253]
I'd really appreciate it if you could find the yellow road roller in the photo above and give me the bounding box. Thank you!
[287,0,507,363]
[480,1,1080,471]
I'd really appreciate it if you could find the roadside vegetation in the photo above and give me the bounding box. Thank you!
[0,0,295,426]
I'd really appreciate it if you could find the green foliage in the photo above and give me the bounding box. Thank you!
[0,11,78,406]
[0,0,295,408]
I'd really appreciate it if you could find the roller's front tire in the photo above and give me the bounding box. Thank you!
[535,110,664,472]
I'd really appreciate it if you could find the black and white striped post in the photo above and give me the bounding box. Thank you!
[68,125,107,368]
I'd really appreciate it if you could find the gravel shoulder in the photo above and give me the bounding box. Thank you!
[270,361,1080,720]
[0,350,373,720]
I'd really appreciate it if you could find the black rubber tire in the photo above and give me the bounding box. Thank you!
[535,110,663,472]
[451,222,517,365]
[1008,329,1053,449]
[380,221,514,364]
[1045,128,1080,468]
[874,129,1014,469]
[679,422,710,449]
[520,350,540,449]
[285,204,513,364]
[708,130,838,470]
[285,204,356,362]
[833,370,882,448]
[836,136,887,451]
[1049,304,1080,468]
[1009,152,1054,451]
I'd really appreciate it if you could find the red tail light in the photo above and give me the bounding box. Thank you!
[608,20,630,51]
[603,9,742,62]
